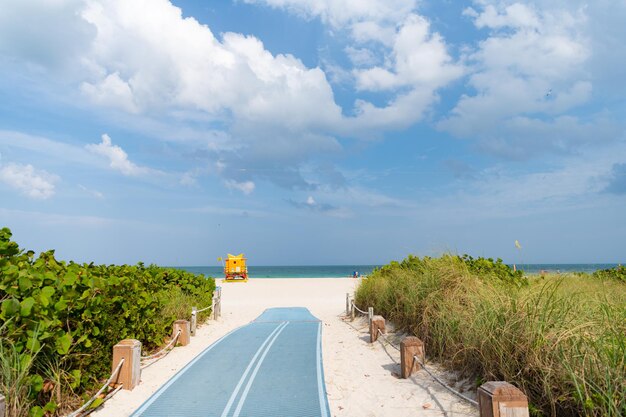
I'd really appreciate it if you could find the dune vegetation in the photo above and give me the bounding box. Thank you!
[0,228,215,417]
[355,255,625,417]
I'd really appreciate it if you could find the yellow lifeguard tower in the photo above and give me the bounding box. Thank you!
[223,253,248,282]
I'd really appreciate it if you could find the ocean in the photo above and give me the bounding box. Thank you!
[173,263,622,278]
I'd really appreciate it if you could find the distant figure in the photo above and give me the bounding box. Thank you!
[546,88,552,97]
[352,271,360,278]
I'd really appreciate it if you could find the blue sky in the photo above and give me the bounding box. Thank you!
[1,0,625,265]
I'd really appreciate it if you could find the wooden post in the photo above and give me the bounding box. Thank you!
[350,300,355,320]
[346,293,350,315]
[368,307,373,326]
[0,394,5,417]
[217,286,222,318]
[172,320,191,346]
[369,315,385,343]
[190,307,197,336]
[212,297,218,320]
[478,382,529,417]
[111,339,141,390]
[400,336,424,378]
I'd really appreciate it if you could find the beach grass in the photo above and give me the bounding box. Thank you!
[355,255,625,416]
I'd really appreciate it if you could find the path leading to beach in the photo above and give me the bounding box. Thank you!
[130,307,330,417]
[93,278,478,417]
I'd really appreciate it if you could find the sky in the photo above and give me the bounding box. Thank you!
[0,0,625,266]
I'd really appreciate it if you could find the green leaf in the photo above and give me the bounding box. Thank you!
[39,293,49,307]
[41,285,55,298]
[89,398,104,409]
[62,271,77,286]
[56,332,72,355]
[54,298,67,311]
[43,401,57,413]
[20,297,36,316]
[29,374,44,393]
[20,353,33,370]
[29,406,44,417]
[70,369,82,389]
[1,298,20,317]
[18,276,32,291]
[25,337,41,353]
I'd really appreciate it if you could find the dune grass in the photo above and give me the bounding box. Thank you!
[355,255,625,416]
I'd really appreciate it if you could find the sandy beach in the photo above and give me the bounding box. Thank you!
[93,278,478,417]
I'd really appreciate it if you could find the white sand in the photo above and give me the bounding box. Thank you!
[93,278,478,417]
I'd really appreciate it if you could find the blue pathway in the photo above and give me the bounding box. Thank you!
[131,307,330,417]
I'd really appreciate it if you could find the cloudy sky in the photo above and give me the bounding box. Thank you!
[1,0,624,265]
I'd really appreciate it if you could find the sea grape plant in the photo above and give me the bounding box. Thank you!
[0,227,215,415]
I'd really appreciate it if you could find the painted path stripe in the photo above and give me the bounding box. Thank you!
[130,307,331,417]
[220,321,287,417]
[317,321,329,417]
[132,325,242,416]
[232,321,290,417]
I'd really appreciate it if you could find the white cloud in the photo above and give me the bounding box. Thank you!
[463,3,541,29]
[0,0,466,189]
[344,46,378,67]
[440,1,594,156]
[0,163,58,199]
[224,179,256,195]
[86,133,150,176]
[78,0,342,131]
[243,0,417,35]
[246,1,463,134]
[354,14,463,92]
[81,72,138,113]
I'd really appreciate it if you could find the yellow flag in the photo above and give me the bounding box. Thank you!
[514,240,522,249]
[217,257,223,261]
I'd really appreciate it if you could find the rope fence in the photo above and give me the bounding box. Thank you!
[347,295,494,411]
[196,304,212,314]
[351,300,368,315]
[376,328,400,352]
[375,328,477,406]
[347,296,530,416]
[140,330,181,369]
[64,359,125,417]
[411,354,479,407]
[62,286,223,416]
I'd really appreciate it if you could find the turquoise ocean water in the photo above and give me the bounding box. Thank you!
[173,264,622,278]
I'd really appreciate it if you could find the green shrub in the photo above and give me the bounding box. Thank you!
[0,227,215,415]
[593,265,626,283]
[356,254,625,417]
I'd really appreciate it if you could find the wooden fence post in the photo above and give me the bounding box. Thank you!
[369,316,385,343]
[346,293,350,315]
[217,286,222,318]
[191,307,197,336]
[0,394,5,417]
[172,320,191,346]
[400,336,424,378]
[368,307,373,326]
[111,339,141,390]
[478,382,529,417]
[350,300,355,320]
